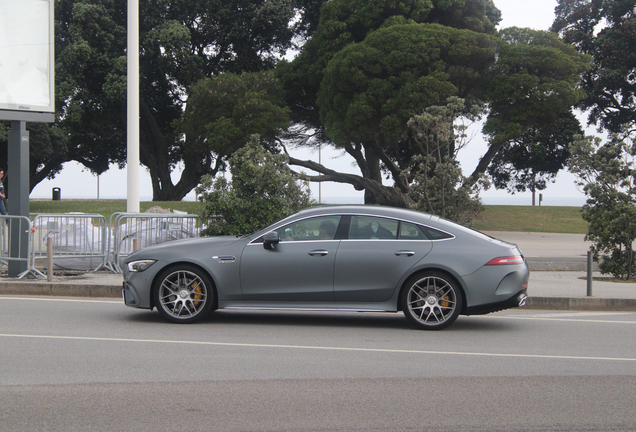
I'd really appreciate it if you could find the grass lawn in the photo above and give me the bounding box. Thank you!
[28,199,588,234]
[472,205,587,234]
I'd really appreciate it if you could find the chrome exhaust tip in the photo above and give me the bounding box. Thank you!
[518,293,528,307]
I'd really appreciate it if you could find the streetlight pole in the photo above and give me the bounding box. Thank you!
[127,0,140,212]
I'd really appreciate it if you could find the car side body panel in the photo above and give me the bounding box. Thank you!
[240,240,340,302]
[333,239,432,302]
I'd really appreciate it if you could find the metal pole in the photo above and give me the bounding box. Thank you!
[7,121,30,277]
[127,0,140,212]
[47,237,53,282]
[587,250,593,297]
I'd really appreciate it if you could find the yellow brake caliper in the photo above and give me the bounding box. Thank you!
[192,281,202,307]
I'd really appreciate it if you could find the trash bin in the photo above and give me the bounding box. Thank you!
[52,187,61,201]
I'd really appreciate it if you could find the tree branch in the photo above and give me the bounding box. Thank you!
[286,155,414,207]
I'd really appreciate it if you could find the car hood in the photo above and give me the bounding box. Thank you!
[124,235,244,261]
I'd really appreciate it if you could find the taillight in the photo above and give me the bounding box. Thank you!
[485,255,524,265]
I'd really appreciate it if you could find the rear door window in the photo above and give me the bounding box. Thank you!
[348,216,398,240]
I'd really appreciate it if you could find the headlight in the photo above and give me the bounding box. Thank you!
[127,259,157,272]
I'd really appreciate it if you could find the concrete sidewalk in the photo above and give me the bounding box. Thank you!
[0,231,635,312]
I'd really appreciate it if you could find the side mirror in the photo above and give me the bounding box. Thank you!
[263,231,280,250]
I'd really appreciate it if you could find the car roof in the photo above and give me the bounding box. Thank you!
[296,205,434,222]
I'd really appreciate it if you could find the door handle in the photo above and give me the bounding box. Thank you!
[395,251,415,257]
[309,250,329,256]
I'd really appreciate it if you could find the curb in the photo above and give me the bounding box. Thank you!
[527,261,599,272]
[0,282,121,298]
[526,296,636,312]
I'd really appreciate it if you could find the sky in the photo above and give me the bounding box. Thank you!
[30,0,590,206]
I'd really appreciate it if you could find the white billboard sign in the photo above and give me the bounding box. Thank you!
[0,0,54,114]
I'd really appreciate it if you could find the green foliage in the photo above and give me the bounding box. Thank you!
[488,111,583,193]
[317,23,497,147]
[569,134,636,279]
[552,0,636,133]
[55,0,129,172]
[463,26,592,187]
[279,0,497,131]
[196,137,314,236]
[408,156,484,226]
[483,27,591,145]
[177,71,290,157]
[406,98,485,226]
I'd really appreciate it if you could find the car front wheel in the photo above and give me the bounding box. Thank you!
[153,265,215,323]
[401,272,463,330]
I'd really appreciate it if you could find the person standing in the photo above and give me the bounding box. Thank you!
[0,170,7,216]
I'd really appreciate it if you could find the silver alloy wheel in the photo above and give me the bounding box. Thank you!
[403,274,461,329]
[157,269,209,321]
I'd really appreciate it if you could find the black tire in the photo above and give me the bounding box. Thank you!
[401,271,463,330]
[153,265,215,323]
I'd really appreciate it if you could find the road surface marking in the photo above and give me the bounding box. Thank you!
[1,333,635,363]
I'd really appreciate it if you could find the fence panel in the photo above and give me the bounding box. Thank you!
[108,213,201,273]
[27,213,108,276]
[0,215,34,277]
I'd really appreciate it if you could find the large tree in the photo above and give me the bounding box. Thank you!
[552,0,636,134]
[315,22,498,206]
[0,0,325,199]
[473,27,590,183]
[278,0,590,207]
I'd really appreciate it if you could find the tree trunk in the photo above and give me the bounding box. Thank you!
[532,172,536,207]
[139,101,219,201]
[362,146,383,204]
[465,137,507,188]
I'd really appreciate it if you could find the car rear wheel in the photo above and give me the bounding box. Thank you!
[401,272,462,330]
[153,265,215,323]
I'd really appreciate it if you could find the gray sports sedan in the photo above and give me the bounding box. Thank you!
[122,205,529,330]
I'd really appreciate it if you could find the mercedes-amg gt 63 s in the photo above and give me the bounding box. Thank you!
[122,205,529,330]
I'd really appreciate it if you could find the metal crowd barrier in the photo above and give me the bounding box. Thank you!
[0,215,34,277]
[106,212,201,273]
[25,213,108,278]
[0,212,202,279]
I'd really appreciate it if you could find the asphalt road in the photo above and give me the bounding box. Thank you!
[1,297,636,431]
